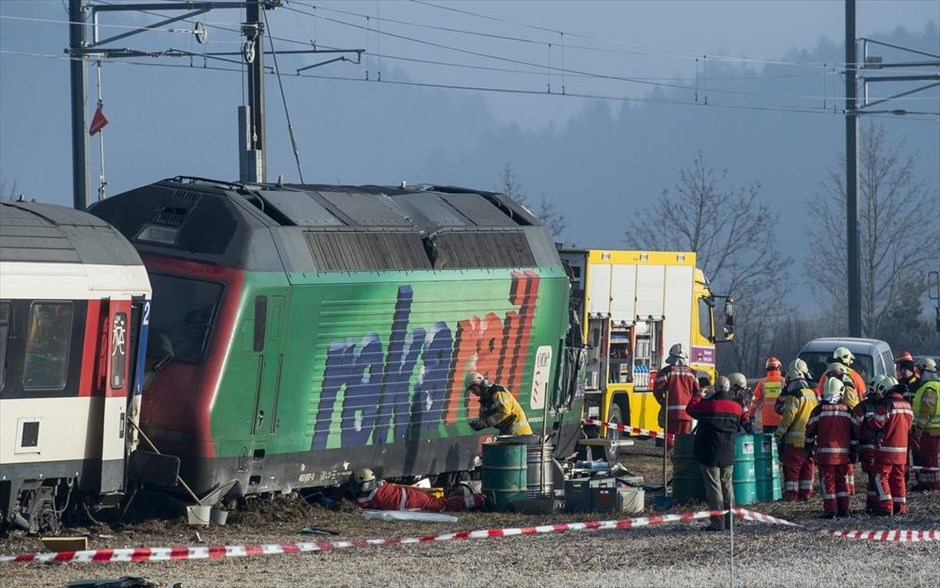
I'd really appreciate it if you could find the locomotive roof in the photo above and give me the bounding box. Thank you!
[0,200,145,266]
[90,177,563,273]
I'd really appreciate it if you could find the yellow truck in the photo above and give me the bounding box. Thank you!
[559,249,734,461]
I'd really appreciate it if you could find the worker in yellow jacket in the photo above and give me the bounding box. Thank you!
[465,372,533,436]
[911,358,940,490]
[775,366,819,501]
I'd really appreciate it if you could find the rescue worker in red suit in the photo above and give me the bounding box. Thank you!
[815,347,867,401]
[749,356,785,433]
[350,468,486,512]
[805,378,856,518]
[775,365,818,501]
[865,379,914,515]
[816,362,860,495]
[686,376,750,531]
[653,343,700,450]
[853,375,888,513]
[910,358,940,491]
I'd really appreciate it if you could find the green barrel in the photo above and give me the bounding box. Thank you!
[481,441,527,511]
[733,434,757,505]
[754,433,783,502]
[671,434,705,503]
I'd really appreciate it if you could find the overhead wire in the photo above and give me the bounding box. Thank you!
[281,4,852,104]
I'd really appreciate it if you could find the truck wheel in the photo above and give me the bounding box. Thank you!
[605,404,624,464]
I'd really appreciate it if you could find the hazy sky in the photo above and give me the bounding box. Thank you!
[0,0,937,204]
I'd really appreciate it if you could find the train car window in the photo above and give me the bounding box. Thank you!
[110,312,127,389]
[23,302,73,390]
[0,302,10,390]
[253,296,267,352]
[147,274,223,364]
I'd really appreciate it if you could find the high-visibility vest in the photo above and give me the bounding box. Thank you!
[912,379,940,435]
[757,376,784,427]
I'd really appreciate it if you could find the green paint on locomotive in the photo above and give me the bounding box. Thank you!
[208,267,570,458]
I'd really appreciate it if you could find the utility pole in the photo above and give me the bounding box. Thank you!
[240,0,266,183]
[845,0,861,337]
[69,0,89,210]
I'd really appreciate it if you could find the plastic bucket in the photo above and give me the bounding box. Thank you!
[754,433,782,502]
[733,434,758,505]
[481,441,527,511]
[186,505,211,527]
[671,434,705,503]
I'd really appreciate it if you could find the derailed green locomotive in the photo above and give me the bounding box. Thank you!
[90,177,584,500]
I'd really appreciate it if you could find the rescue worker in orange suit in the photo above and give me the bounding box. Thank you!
[815,347,867,401]
[350,468,486,512]
[686,376,750,531]
[749,356,785,432]
[464,372,533,436]
[911,357,940,491]
[775,365,818,501]
[853,375,887,513]
[805,378,856,518]
[816,362,861,495]
[653,343,701,450]
[865,379,914,515]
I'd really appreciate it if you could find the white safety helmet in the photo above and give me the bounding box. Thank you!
[464,371,485,390]
[872,376,898,400]
[668,343,688,360]
[832,347,854,366]
[785,367,805,382]
[822,377,845,404]
[728,373,748,390]
[826,362,847,378]
[788,358,811,380]
[351,468,378,494]
[916,357,937,374]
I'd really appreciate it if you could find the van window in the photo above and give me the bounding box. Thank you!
[798,351,874,384]
[881,350,896,378]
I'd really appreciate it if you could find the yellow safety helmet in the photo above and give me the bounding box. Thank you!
[832,347,854,366]
[823,377,845,404]
[464,371,485,390]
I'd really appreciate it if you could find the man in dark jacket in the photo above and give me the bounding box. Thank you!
[686,375,748,531]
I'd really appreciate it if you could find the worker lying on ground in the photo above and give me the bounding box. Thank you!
[465,371,533,436]
[348,468,487,512]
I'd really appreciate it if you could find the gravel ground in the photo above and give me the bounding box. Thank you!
[3,440,938,588]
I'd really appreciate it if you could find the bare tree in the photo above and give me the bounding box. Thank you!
[624,149,791,375]
[498,164,566,239]
[1,179,19,201]
[808,123,939,339]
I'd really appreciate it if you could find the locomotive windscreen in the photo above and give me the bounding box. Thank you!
[147,273,223,364]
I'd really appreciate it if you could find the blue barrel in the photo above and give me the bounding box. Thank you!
[671,434,705,503]
[481,441,527,511]
[754,433,782,502]
[733,434,757,505]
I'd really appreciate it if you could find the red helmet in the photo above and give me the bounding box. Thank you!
[765,356,782,371]
[894,351,914,365]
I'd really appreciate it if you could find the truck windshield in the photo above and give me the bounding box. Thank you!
[147,273,223,364]
[798,352,875,384]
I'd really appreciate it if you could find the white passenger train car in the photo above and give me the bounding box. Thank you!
[0,201,151,533]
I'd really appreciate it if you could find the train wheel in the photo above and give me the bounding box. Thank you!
[22,487,60,535]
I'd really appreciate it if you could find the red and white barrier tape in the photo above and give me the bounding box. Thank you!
[2,507,935,564]
[0,510,722,564]
[582,418,674,441]
[822,529,939,542]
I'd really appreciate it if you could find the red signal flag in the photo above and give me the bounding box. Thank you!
[89,104,109,136]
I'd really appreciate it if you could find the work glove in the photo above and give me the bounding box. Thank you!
[775,436,785,456]
[848,447,858,463]
[469,420,485,431]
[804,442,815,458]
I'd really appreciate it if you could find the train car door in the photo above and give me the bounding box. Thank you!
[100,298,132,496]
[249,295,285,444]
